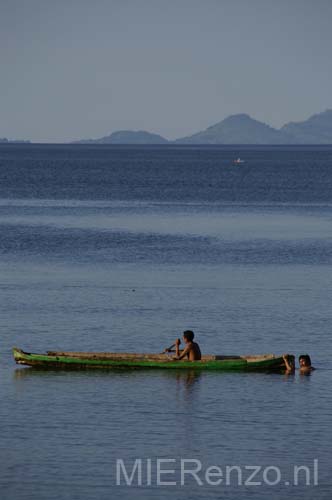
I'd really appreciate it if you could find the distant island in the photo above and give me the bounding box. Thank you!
[281,110,332,144]
[73,130,168,145]
[74,110,332,145]
[0,138,30,144]
[175,114,289,145]
[2,110,332,145]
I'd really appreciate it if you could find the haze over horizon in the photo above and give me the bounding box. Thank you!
[1,0,332,143]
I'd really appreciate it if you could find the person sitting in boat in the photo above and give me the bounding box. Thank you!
[299,354,315,374]
[173,330,202,361]
[283,354,295,374]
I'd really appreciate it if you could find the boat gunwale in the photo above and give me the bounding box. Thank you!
[13,348,287,372]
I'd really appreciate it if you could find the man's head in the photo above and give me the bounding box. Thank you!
[299,354,311,368]
[183,330,194,344]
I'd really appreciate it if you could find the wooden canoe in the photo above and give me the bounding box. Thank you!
[13,347,288,372]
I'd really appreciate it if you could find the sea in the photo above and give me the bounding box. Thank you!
[0,144,331,500]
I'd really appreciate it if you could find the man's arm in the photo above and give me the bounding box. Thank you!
[282,354,294,373]
[175,344,190,360]
[175,338,181,358]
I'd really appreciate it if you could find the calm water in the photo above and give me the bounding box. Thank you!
[0,145,331,500]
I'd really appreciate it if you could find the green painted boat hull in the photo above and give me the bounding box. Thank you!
[13,348,287,372]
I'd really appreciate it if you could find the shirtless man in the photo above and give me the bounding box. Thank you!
[283,353,315,374]
[299,354,315,374]
[174,330,201,361]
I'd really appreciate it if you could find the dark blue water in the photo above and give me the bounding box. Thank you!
[1,144,332,202]
[0,145,331,500]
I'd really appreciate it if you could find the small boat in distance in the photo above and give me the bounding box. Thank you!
[233,157,245,164]
[13,347,288,372]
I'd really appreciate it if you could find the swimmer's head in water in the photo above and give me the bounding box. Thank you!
[299,354,311,367]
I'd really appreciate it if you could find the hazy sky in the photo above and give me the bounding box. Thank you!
[1,0,332,142]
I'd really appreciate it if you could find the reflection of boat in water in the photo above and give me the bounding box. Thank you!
[233,158,245,164]
[13,347,287,372]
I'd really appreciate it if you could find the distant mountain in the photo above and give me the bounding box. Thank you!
[72,110,332,145]
[0,138,30,143]
[281,110,332,144]
[74,130,168,144]
[175,114,291,145]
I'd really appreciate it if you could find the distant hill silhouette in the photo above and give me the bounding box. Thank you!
[175,114,290,144]
[72,110,332,145]
[281,110,332,144]
[74,130,168,144]
[0,138,30,144]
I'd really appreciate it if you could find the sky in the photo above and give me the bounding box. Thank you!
[1,0,332,142]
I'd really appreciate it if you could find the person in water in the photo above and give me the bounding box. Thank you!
[283,353,315,374]
[282,354,295,374]
[166,330,201,361]
[299,354,315,374]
